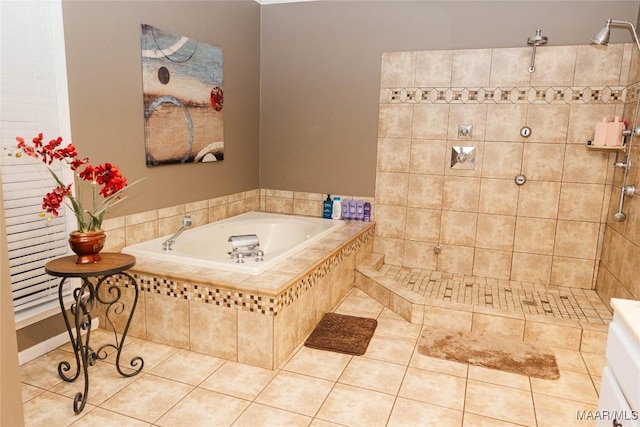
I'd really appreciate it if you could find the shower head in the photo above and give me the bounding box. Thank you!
[592,19,640,52]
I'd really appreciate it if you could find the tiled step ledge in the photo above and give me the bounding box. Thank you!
[355,254,609,355]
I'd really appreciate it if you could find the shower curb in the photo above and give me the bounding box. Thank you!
[355,254,609,355]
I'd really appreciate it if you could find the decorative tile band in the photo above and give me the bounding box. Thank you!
[109,226,375,316]
[383,86,628,105]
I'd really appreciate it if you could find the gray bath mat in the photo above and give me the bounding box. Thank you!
[418,329,560,379]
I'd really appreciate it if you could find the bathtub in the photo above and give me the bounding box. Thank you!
[122,211,345,275]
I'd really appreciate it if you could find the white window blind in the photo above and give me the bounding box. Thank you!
[1,0,75,323]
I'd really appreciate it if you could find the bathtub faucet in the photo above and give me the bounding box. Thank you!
[228,234,263,262]
[162,216,192,250]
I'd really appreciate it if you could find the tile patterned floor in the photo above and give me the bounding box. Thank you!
[379,264,613,324]
[21,289,604,427]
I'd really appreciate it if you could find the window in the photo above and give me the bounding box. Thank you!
[0,0,75,326]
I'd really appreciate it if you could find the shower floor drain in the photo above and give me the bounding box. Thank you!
[377,264,612,324]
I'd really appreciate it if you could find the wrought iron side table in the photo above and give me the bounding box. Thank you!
[45,253,144,413]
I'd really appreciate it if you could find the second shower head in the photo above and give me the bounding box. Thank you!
[591,19,640,52]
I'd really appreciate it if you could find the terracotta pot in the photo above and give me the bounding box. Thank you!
[68,230,106,264]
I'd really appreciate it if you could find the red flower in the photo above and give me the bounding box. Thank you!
[42,184,72,217]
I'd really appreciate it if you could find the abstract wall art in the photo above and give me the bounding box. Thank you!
[141,24,224,166]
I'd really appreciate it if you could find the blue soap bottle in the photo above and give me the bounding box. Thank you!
[323,194,332,219]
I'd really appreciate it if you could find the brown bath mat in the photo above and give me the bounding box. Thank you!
[417,329,560,380]
[304,313,377,356]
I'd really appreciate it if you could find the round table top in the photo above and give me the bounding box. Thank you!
[45,253,136,278]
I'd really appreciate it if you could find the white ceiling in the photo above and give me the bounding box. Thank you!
[255,0,317,4]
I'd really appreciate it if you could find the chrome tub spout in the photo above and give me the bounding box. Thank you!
[162,216,192,250]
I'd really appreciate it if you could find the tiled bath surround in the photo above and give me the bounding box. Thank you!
[99,189,375,369]
[376,44,638,294]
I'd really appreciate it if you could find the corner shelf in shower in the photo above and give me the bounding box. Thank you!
[585,141,625,151]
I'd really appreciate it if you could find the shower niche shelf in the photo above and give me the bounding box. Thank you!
[585,141,625,151]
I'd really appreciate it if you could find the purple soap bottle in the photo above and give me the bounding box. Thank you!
[363,202,371,222]
[341,199,350,220]
[356,200,365,221]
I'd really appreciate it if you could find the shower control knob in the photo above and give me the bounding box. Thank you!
[520,126,532,138]
[515,174,527,185]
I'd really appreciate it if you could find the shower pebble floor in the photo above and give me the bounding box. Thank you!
[378,264,613,324]
[20,288,606,427]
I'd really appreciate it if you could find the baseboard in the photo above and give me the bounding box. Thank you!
[18,318,99,366]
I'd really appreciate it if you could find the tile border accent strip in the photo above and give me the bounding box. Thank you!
[109,226,375,317]
[383,86,627,105]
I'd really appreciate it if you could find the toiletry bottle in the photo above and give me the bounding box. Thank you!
[332,197,342,220]
[323,194,332,219]
[606,116,625,147]
[349,199,357,220]
[363,202,371,222]
[342,198,350,220]
[356,200,364,221]
[593,117,609,146]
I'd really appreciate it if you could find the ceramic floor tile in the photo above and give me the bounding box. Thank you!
[464,379,536,426]
[49,360,139,406]
[255,371,334,417]
[549,347,588,375]
[316,383,396,427]
[231,403,312,427]
[309,418,345,427]
[103,339,179,371]
[462,412,525,427]
[398,367,467,410]
[283,346,352,382]
[408,352,469,378]
[374,317,423,342]
[467,365,531,391]
[580,352,606,378]
[100,373,194,423]
[156,388,250,427]
[363,336,416,365]
[199,361,276,400]
[533,392,599,427]
[21,383,45,403]
[148,349,226,385]
[338,357,406,395]
[20,349,69,390]
[70,407,151,426]
[387,397,463,427]
[530,370,599,405]
[22,391,93,427]
[335,291,385,317]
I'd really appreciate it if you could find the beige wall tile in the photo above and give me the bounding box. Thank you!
[237,310,274,369]
[415,50,453,87]
[554,220,600,259]
[517,181,560,218]
[485,104,528,143]
[568,104,620,145]
[293,198,321,217]
[373,237,405,266]
[451,49,491,87]
[375,172,409,206]
[473,248,512,280]
[407,174,443,209]
[530,46,577,87]
[521,143,565,181]
[380,51,416,87]
[478,178,518,215]
[405,208,440,242]
[514,217,557,255]
[511,252,552,284]
[551,257,595,289]
[481,141,523,179]
[377,138,411,172]
[189,302,238,360]
[409,139,447,175]
[574,45,625,86]
[475,214,515,251]
[378,104,413,138]
[442,176,480,212]
[526,104,570,144]
[562,145,610,184]
[558,183,605,222]
[489,48,531,87]
[440,211,477,246]
[471,312,525,339]
[437,244,474,275]
[125,221,158,246]
[412,104,449,140]
[374,205,406,239]
[264,197,293,214]
[404,240,438,270]
[423,306,472,331]
[145,292,189,349]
